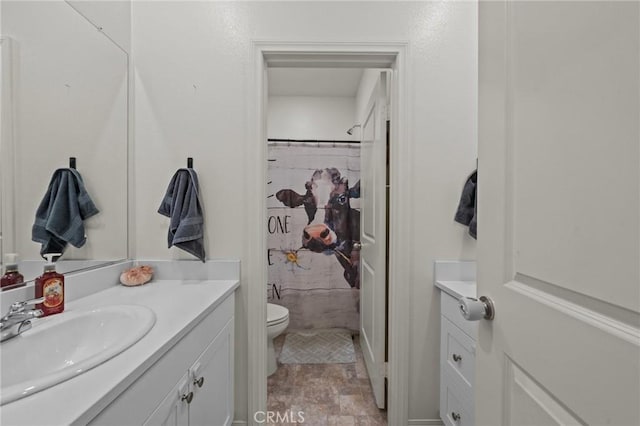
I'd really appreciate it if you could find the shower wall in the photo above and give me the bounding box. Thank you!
[267,142,360,331]
[268,96,357,141]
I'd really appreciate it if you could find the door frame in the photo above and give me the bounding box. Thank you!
[247,41,411,426]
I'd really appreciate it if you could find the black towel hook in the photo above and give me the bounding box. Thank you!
[187,157,193,168]
[69,157,76,169]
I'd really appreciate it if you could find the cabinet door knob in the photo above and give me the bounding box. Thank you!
[452,354,462,362]
[181,391,194,404]
[451,412,461,421]
[194,377,205,388]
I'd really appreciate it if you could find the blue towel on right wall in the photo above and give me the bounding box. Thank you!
[454,170,477,239]
[158,168,206,262]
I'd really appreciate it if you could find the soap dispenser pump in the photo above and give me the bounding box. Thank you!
[1,253,25,290]
[35,253,64,316]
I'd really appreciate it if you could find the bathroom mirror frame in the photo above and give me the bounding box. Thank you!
[0,0,130,288]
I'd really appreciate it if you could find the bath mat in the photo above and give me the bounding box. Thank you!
[279,330,355,364]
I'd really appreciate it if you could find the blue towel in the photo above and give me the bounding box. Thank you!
[158,168,205,262]
[32,168,99,256]
[454,170,477,240]
[469,188,477,239]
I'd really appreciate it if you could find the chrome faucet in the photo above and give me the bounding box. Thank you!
[0,297,45,342]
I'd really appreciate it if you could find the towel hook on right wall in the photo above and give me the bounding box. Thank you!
[69,157,76,169]
[187,157,193,168]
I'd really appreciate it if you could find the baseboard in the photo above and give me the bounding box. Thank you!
[408,419,444,425]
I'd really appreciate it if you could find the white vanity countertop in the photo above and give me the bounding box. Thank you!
[435,280,477,300]
[1,279,239,426]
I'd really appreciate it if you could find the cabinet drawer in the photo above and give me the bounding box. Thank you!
[440,369,474,426]
[441,291,478,339]
[441,316,475,389]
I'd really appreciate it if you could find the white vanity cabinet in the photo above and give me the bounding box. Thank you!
[437,284,477,426]
[89,293,235,426]
[144,318,234,426]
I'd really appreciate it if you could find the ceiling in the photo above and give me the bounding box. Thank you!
[267,68,364,97]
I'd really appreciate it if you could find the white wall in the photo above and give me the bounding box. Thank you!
[131,1,477,422]
[356,69,383,124]
[268,96,357,141]
[68,0,131,53]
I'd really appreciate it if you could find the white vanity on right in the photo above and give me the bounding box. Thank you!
[434,261,477,426]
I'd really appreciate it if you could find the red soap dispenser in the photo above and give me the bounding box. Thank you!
[1,253,25,290]
[35,253,64,316]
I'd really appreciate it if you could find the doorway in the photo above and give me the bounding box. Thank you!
[247,42,410,426]
[265,67,388,424]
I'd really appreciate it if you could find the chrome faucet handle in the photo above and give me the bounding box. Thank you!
[9,297,46,314]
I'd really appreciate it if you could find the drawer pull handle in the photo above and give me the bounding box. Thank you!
[194,376,205,388]
[451,412,461,422]
[452,354,462,362]
[181,391,194,404]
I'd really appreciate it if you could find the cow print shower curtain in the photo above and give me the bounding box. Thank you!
[267,142,361,331]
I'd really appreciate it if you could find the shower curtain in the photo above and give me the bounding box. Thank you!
[267,142,360,331]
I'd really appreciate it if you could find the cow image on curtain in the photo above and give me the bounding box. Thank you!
[267,142,360,331]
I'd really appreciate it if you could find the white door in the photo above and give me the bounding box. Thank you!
[360,71,389,409]
[477,2,640,425]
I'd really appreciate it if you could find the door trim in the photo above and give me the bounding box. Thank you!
[248,41,411,426]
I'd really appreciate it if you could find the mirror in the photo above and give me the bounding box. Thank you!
[1,0,128,286]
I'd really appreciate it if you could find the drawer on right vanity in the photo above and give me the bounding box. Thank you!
[438,284,478,426]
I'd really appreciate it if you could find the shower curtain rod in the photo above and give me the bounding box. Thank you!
[268,138,359,144]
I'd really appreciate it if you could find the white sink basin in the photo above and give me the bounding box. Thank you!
[0,304,156,405]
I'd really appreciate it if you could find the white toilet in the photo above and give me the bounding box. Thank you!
[267,303,289,376]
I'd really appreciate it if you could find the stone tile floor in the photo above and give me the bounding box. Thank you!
[267,333,387,425]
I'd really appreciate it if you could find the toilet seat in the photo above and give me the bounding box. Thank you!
[267,303,289,326]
